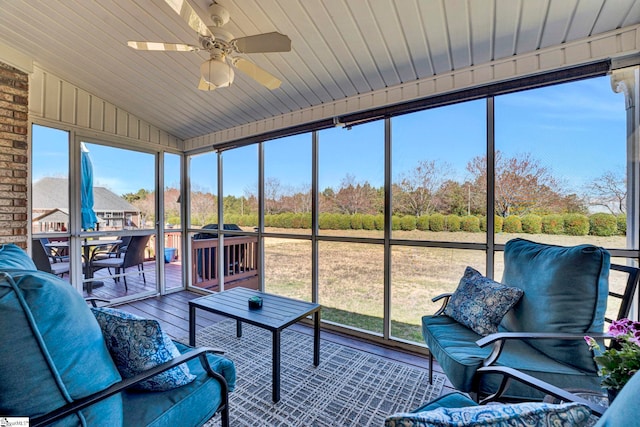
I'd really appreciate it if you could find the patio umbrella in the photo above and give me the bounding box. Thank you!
[81,142,99,230]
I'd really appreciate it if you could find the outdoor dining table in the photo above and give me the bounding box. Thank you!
[45,238,122,293]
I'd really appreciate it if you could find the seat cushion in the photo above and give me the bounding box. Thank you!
[422,315,601,398]
[444,266,523,336]
[91,307,196,391]
[0,269,123,425]
[123,341,236,427]
[423,315,491,391]
[0,243,37,271]
[501,238,610,372]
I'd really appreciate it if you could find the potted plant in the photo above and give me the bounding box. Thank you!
[585,318,640,401]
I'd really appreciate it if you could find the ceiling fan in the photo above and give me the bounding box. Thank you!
[127,0,291,91]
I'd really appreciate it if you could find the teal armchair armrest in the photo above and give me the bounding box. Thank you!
[32,347,230,427]
[476,332,611,367]
[431,292,453,315]
[477,365,607,416]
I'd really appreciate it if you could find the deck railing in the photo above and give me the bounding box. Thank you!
[191,236,259,291]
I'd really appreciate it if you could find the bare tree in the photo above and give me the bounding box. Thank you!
[467,151,564,217]
[436,180,471,215]
[585,170,626,214]
[130,191,155,227]
[329,174,380,215]
[394,160,453,216]
[163,187,181,224]
[189,185,216,226]
[264,177,283,214]
[281,183,312,213]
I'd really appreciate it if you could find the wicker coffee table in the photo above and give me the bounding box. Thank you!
[189,287,321,402]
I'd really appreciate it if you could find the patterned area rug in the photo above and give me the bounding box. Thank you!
[187,319,445,427]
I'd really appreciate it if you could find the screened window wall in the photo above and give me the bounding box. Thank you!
[31,124,183,301]
[186,73,638,348]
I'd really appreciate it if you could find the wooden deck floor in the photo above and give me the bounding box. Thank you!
[80,260,184,299]
[114,291,457,399]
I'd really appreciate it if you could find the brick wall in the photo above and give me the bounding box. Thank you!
[0,62,28,248]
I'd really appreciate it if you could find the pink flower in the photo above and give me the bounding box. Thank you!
[609,319,640,342]
[584,336,599,350]
[609,319,632,337]
[586,318,640,390]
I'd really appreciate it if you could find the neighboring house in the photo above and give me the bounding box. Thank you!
[32,177,141,232]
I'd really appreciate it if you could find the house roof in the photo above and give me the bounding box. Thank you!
[0,1,638,144]
[33,178,140,213]
[33,208,69,224]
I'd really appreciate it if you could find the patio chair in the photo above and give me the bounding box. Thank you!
[39,237,70,262]
[92,235,132,261]
[31,238,70,277]
[385,365,638,426]
[422,238,640,401]
[91,235,150,291]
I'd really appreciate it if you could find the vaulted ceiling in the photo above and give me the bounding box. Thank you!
[0,0,638,141]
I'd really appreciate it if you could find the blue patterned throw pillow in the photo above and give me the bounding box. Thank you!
[385,402,591,427]
[444,266,523,336]
[91,307,196,391]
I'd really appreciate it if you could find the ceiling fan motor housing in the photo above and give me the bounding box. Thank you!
[209,3,230,27]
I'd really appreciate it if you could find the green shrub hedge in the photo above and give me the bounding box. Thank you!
[521,214,542,234]
[391,216,401,231]
[503,216,522,233]
[257,211,627,237]
[351,214,363,230]
[400,215,417,231]
[617,215,627,235]
[480,215,503,233]
[319,213,351,229]
[293,213,311,229]
[445,214,461,232]
[589,213,618,236]
[430,213,445,232]
[416,215,429,231]
[542,214,564,235]
[564,213,589,236]
[362,214,376,230]
[460,215,480,232]
[374,214,385,231]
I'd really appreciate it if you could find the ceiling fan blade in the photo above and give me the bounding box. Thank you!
[127,41,198,51]
[164,0,212,37]
[198,77,215,91]
[232,32,291,53]
[232,57,282,90]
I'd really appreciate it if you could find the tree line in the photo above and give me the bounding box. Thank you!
[123,151,626,227]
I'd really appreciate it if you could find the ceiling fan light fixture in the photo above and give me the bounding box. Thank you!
[200,57,234,88]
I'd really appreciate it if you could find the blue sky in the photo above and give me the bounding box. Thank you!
[33,75,625,198]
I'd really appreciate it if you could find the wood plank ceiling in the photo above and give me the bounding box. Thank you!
[0,0,638,141]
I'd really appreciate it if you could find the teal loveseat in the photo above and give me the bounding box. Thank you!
[422,238,635,400]
[0,243,235,426]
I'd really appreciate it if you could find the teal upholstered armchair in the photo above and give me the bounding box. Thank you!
[422,238,640,401]
[0,244,235,427]
[385,366,640,426]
